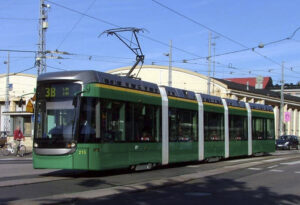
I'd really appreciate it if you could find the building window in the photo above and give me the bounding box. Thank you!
[10,116,32,137]
[23,116,32,136]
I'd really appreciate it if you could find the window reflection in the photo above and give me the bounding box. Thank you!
[229,115,248,140]
[169,108,198,142]
[252,117,274,140]
[204,112,224,141]
[78,98,97,142]
[77,97,161,143]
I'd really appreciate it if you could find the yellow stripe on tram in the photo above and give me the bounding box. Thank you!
[94,83,161,98]
[168,96,198,104]
[203,102,224,108]
[251,109,273,114]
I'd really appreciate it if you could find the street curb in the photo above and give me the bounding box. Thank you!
[0,157,32,162]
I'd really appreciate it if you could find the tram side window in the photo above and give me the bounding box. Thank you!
[169,108,198,142]
[252,117,265,140]
[266,118,275,140]
[229,115,247,140]
[126,103,161,142]
[78,98,97,143]
[204,112,224,141]
[101,100,126,142]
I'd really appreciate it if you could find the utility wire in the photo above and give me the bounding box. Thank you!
[45,0,118,27]
[0,65,36,78]
[0,17,38,21]
[45,0,299,66]
[139,34,203,58]
[14,65,36,74]
[151,0,299,67]
[0,49,36,53]
[151,0,247,48]
[56,0,97,49]
[47,64,68,71]
[45,0,204,58]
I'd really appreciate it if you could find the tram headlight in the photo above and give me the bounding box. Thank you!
[67,142,76,148]
[34,143,38,148]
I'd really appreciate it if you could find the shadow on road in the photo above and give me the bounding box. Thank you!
[22,176,300,205]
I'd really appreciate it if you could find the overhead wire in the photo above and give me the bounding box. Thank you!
[13,65,36,74]
[56,0,97,49]
[45,0,300,71]
[6,0,295,81]
[46,64,68,71]
[45,0,118,27]
[0,17,38,21]
[0,65,36,78]
[45,0,204,58]
[0,49,36,53]
[150,0,298,67]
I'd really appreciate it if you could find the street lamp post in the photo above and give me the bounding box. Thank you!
[280,61,285,136]
[164,40,172,87]
[4,52,10,134]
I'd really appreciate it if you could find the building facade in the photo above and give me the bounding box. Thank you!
[0,73,36,150]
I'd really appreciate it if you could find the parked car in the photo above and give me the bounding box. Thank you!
[276,135,299,150]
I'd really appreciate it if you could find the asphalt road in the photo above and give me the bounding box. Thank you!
[1,150,300,205]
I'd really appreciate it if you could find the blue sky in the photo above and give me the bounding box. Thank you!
[0,0,300,85]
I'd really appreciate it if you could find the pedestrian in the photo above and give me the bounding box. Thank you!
[13,126,25,155]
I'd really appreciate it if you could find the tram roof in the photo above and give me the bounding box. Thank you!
[37,70,160,94]
[200,93,222,105]
[249,103,273,112]
[225,98,246,108]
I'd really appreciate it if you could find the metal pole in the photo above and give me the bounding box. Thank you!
[207,32,211,95]
[212,40,216,95]
[279,61,285,136]
[37,0,48,75]
[4,52,10,133]
[168,40,172,87]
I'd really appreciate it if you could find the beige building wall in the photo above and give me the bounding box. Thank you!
[107,65,229,98]
[0,73,36,102]
[0,73,36,151]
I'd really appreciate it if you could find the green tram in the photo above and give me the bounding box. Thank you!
[33,70,275,170]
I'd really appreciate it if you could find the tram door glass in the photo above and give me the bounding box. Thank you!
[252,117,274,140]
[169,108,198,142]
[125,103,161,142]
[229,115,248,140]
[204,112,224,141]
[266,118,275,139]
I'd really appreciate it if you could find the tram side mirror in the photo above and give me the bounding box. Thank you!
[73,90,85,107]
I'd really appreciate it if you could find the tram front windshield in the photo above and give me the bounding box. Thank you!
[34,82,81,147]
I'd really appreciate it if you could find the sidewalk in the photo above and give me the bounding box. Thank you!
[0,151,32,160]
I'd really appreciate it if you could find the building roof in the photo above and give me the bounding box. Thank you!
[224,77,272,89]
[0,73,36,79]
[217,78,300,102]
